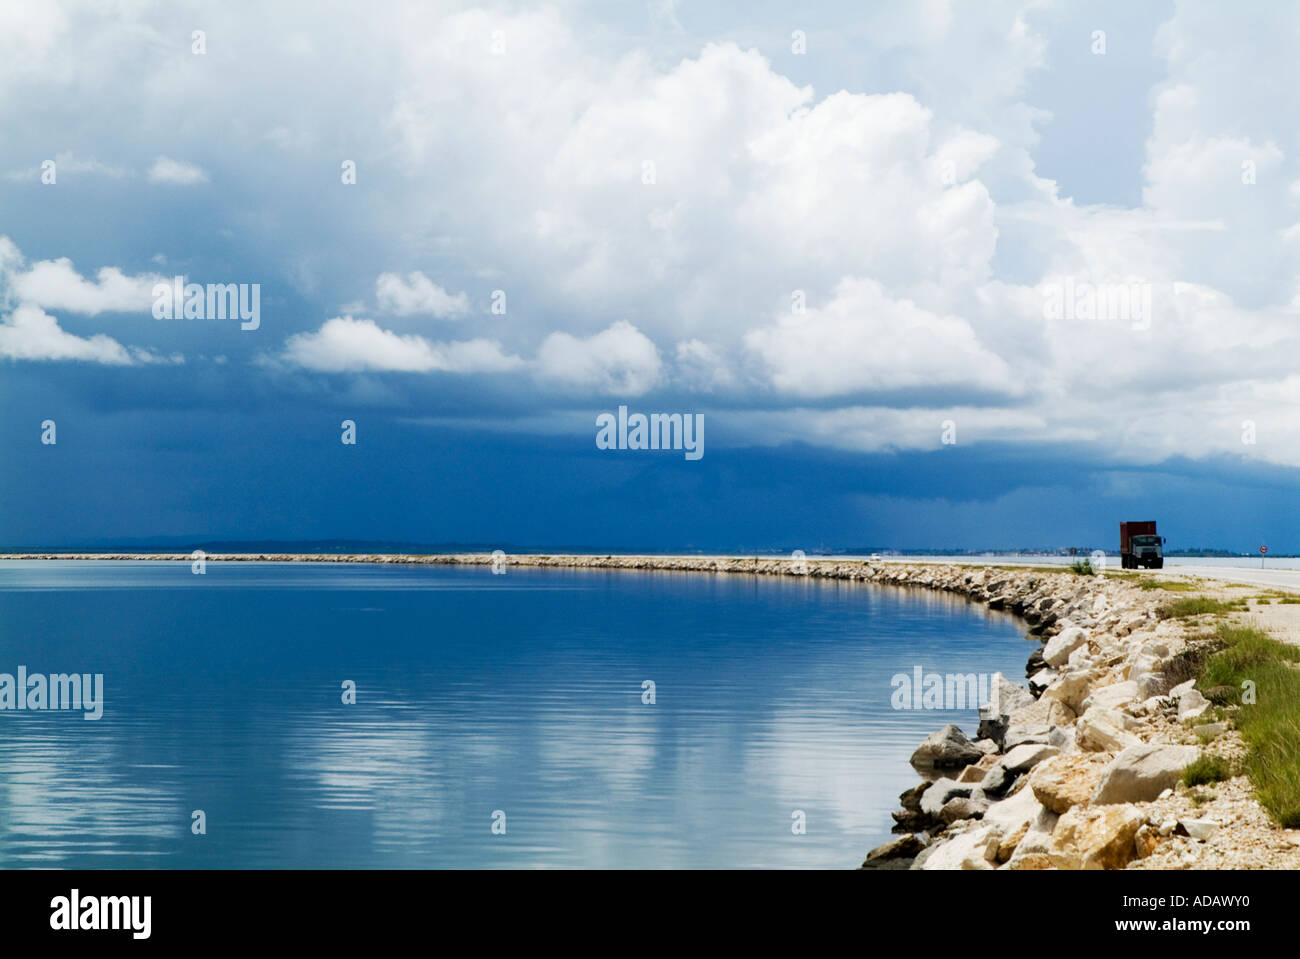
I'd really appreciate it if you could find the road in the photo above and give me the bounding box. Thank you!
[1138,565,1300,592]
[860,556,1300,592]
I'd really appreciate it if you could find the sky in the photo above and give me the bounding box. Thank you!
[1,0,1298,552]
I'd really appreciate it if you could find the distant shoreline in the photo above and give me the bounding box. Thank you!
[0,552,938,563]
[0,552,960,572]
[0,552,1125,570]
[0,548,1282,558]
[1,552,830,560]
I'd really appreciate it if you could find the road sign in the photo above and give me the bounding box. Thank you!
[1261,545,1269,555]
[1261,544,1268,568]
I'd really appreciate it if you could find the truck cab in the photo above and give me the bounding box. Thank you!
[1120,521,1165,569]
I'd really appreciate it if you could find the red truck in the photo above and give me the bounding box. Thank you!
[1120,521,1165,569]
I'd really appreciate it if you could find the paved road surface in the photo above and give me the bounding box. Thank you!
[1144,565,1300,592]
[867,557,1300,593]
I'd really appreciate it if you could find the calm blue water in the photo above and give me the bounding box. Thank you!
[0,561,1030,868]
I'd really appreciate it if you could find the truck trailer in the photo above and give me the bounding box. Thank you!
[1120,521,1165,569]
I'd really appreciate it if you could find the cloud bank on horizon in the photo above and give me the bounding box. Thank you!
[2,0,1298,548]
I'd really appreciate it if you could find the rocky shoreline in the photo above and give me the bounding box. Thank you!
[3,552,1276,868]
[856,564,1288,871]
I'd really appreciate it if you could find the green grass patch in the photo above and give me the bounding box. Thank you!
[1182,753,1236,787]
[1136,579,1196,592]
[1197,623,1300,826]
[1069,559,1095,575]
[1201,623,1300,684]
[1158,596,1247,619]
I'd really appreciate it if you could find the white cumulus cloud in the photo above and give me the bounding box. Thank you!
[0,236,168,365]
[744,277,1016,398]
[0,304,133,364]
[147,156,209,185]
[375,271,470,318]
[281,315,521,373]
[535,321,662,395]
[9,257,161,315]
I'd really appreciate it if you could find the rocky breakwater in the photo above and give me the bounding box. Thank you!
[861,567,1217,871]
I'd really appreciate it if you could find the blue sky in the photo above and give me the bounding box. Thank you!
[2,0,1298,551]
